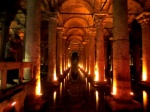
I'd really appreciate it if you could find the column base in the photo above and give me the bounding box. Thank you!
[138,81,150,89]
[47,80,60,87]
[92,81,107,87]
[105,96,142,112]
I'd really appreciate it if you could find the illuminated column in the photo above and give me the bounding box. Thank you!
[62,38,65,72]
[56,27,63,75]
[65,42,70,69]
[25,0,41,94]
[86,43,90,73]
[65,43,67,69]
[136,12,150,82]
[94,15,105,82]
[83,47,86,69]
[112,0,131,100]
[88,28,96,76]
[48,14,57,82]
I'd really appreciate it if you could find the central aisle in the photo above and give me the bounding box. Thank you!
[40,68,110,112]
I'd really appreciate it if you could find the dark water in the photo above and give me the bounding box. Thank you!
[26,69,150,112]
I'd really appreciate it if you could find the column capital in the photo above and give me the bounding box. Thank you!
[88,28,96,37]
[93,14,106,28]
[57,27,64,37]
[49,14,58,24]
[136,12,150,27]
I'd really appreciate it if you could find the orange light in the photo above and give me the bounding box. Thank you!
[95,91,99,110]
[94,63,99,81]
[53,69,57,81]
[11,102,16,106]
[142,60,147,81]
[36,73,42,95]
[130,92,134,96]
[112,80,117,95]
[68,60,71,67]
[53,91,57,104]
[60,65,62,75]
[88,70,91,75]
[142,66,147,81]
[143,91,148,111]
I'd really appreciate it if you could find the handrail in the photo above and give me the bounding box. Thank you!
[0,62,33,90]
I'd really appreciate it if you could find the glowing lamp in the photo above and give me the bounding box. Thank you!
[11,102,16,106]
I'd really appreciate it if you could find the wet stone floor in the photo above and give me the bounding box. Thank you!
[24,70,150,112]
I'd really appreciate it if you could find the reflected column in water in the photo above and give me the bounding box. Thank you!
[60,82,62,99]
[53,91,57,108]
[143,91,148,112]
[85,78,88,90]
[95,90,99,111]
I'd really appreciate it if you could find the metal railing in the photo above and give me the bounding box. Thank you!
[0,62,33,90]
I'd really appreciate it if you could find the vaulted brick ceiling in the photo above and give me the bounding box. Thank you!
[1,0,150,52]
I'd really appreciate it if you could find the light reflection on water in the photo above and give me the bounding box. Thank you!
[132,84,150,112]
[85,78,87,90]
[88,82,91,96]
[53,91,57,106]
[63,78,65,90]
[40,69,150,112]
[143,90,148,112]
[60,82,62,98]
[95,90,99,111]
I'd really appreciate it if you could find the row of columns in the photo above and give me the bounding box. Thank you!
[21,0,150,103]
[84,0,131,101]
[136,12,150,82]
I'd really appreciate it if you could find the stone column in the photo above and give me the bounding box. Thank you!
[82,46,86,69]
[86,42,90,73]
[65,42,69,69]
[136,12,150,82]
[112,0,131,100]
[25,0,41,93]
[56,27,63,75]
[94,15,105,82]
[48,14,58,83]
[88,28,96,76]
[62,37,66,73]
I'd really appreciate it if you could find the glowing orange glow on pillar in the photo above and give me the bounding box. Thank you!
[11,101,16,106]
[60,64,62,75]
[112,79,117,95]
[130,91,134,96]
[35,73,42,95]
[142,65,147,81]
[85,66,87,72]
[94,63,99,81]
[88,70,91,75]
[53,67,57,81]
[85,78,88,90]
